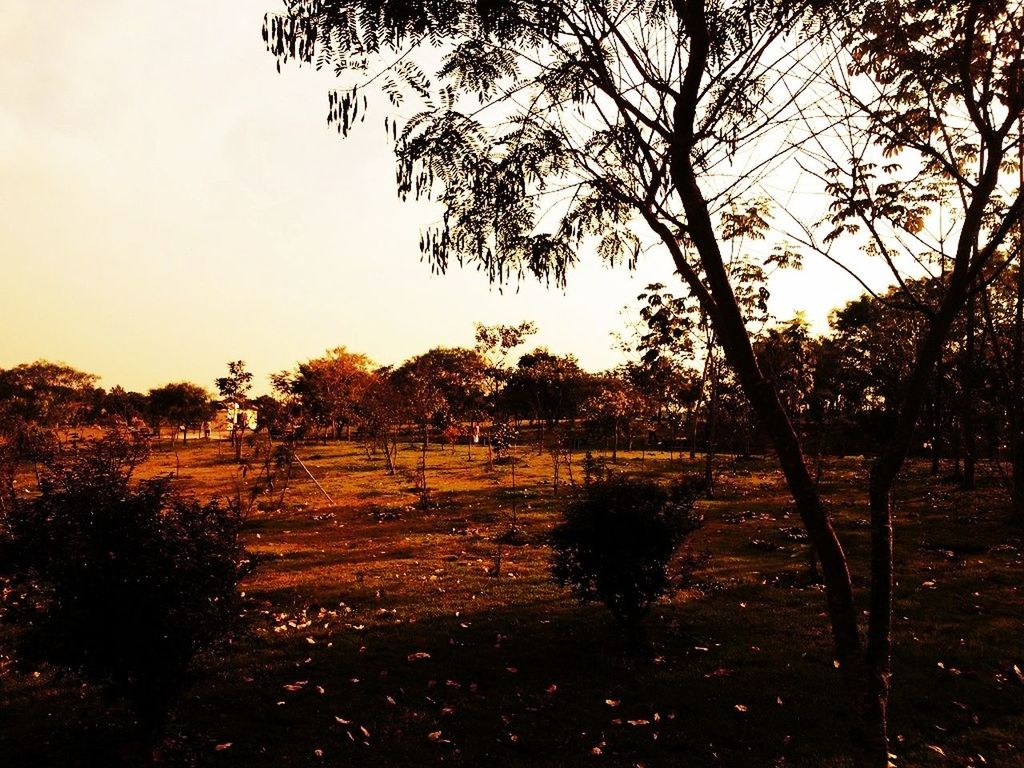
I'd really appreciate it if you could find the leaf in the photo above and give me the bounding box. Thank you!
[704,667,733,678]
[407,651,431,661]
[214,743,233,751]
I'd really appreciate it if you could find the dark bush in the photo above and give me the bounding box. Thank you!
[551,475,704,644]
[2,433,246,741]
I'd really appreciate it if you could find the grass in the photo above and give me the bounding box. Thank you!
[2,437,1023,767]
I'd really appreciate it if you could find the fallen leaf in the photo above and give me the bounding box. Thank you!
[704,667,732,678]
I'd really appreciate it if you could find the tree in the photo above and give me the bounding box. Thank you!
[392,347,488,500]
[582,371,650,463]
[147,382,213,445]
[291,347,375,441]
[474,320,538,404]
[980,262,1024,516]
[216,360,254,460]
[264,1,1023,762]
[0,361,98,431]
[502,349,595,440]
[97,386,150,428]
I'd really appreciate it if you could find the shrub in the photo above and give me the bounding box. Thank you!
[490,421,518,460]
[551,475,704,644]
[2,434,246,741]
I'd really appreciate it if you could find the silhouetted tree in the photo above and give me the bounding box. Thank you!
[264,1,1024,761]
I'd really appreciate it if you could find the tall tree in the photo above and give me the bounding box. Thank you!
[263,2,1024,763]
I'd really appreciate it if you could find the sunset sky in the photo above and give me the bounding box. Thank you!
[0,0,893,394]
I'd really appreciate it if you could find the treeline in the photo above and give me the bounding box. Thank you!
[1,270,1021,512]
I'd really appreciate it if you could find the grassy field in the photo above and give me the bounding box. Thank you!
[2,437,1023,767]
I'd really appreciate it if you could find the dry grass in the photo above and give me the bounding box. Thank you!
[2,437,1023,767]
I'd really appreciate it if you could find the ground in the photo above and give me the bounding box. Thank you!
[2,437,1023,767]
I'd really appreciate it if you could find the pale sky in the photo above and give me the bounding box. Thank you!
[0,0,888,394]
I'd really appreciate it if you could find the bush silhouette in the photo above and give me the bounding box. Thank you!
[3,434,246,743]
[551,475,703,645]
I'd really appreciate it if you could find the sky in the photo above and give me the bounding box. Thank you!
[0,0,893,394]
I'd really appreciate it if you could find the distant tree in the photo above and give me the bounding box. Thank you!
[252,394,287,437]
[98,386,150,427]
[474,321,538,402]
[392,347,488,500]
[980,262,1024,517]
[292,347,374,441]
[502,349,595,448]
[582,372,650,463]
[148,383,213,445]
[635,282,732,488]
[0,361,98,431]
[358,368,404,475]
[216,361,254,460]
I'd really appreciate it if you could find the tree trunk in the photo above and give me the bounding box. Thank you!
[962,293,977,489]
[668,81,870,761]
[704,356,719,496]
[661,3,1014,763]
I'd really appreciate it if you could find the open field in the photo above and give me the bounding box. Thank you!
[2,438,1023,767]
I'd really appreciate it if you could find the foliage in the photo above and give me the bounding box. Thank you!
[96,385,150,427]
[262,0,834,297]
[0,361,98,431]
[551,475,704,641]
[1,432,246,737]
[502,349,595,426]
[215,360,254,406]
[474,320,538,406]
[147,382,213,438]
[292,347,375,437]
[490,420,518,459]
[581,372,652,458]
[392,347,489,432]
